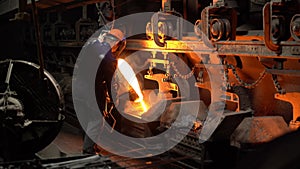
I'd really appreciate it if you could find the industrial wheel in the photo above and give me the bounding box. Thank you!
[0,60,64,161]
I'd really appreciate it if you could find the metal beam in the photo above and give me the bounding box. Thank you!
[43,0,107,11]
[125,39,300,59]
[31,0,45,80]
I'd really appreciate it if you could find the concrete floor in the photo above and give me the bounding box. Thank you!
[36,122,85,159]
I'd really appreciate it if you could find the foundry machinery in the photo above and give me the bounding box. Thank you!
[1,0,300,167]
[118,0,300,165]
[122,0,300,143]
[84,0,300,166]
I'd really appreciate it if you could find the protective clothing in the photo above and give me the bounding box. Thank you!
[82,29,125,154]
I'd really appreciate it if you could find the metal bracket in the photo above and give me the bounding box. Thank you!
[144,73,178,99]
[275,92,300,129]
[222,92,240,112]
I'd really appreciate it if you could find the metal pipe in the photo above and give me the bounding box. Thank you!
[31,0,45,80]
[263,2,281,53]
[82,5,87,19]
[5,60,13,85]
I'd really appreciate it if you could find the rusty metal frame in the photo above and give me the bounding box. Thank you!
[125,39,300,59]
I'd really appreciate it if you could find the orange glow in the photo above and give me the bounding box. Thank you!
[118,59,148,112]
[140,99,148,113]
[143,40,163,48]
[132,99,148,114]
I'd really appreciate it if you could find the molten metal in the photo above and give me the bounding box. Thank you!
[140,100,148,113]
[117,59,148,112]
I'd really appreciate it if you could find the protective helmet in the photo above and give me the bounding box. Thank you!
[107,29,125,41]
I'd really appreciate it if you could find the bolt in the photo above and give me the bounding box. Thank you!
[292,20,300,37]
[211,21,221,37]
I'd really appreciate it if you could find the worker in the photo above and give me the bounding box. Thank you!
[82,28,126,154]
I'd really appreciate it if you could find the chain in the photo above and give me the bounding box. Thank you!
[224,64,231,90]
[228,64,267,89]
[272,74,286,94]
[170,62,195,80]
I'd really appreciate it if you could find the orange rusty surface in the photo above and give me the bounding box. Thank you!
[275,92,300,122]
[231,116,290,148]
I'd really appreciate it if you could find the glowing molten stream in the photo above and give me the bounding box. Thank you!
[117,59,148,112]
